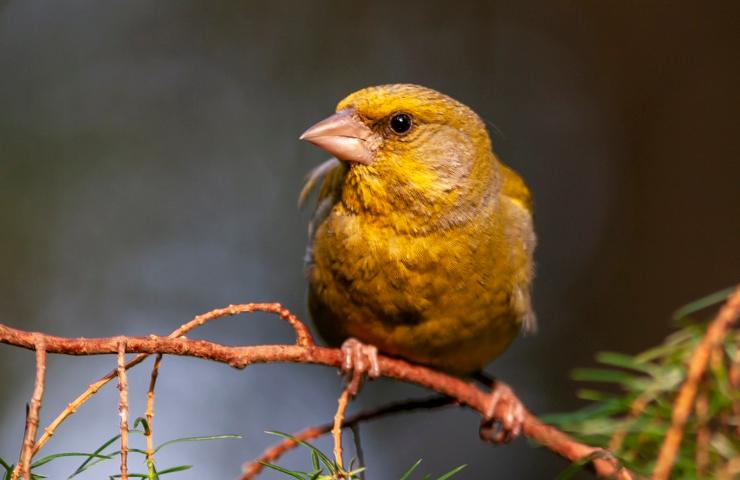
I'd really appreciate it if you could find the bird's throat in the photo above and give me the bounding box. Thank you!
[340,162,499,235]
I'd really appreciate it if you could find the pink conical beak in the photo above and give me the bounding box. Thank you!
[300,108,376,165]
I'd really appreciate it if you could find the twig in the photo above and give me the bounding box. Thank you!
[350,424,365,479]
[653,286,740,480]
[12,337,46,480]
[716,457,740,480]
[145,353,162,475]
[332,386,352,472]
[164,303,314,348]
[117,340,129,480]
[695,387,710,478]
[240,396,454,480]
[243,426,324,480]
[27,303,310,456]
[729,332,740,438]
[608,390,654,454]
[33,354,147,456]
[0,308,631,478]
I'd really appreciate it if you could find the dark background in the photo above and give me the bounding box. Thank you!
[1,1,738,478]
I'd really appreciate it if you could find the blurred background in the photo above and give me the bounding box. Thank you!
[1,1,738,478]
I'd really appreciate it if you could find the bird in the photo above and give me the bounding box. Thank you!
[299,84,536,442]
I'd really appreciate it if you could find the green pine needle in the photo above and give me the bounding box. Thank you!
[546,287,739,478]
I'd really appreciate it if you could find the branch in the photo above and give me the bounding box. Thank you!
[117,340,129,480]
[695,386,710,477]
[12,337,46,480]
[145,354,162,475]
[332,364,366,473]
[29,303,310,455]
[653,286,740,480]
[607,390,654,454]
[0,320,630,478]
[240,396,455,479]
[332,385,352,471]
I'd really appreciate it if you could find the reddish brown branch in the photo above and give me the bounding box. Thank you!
[608,390,654,454]
[34,353,148,455]
[27,303,308,455]
[12,337,46,480]
[332,386,352,472]
[349,424,364,479]
[145,354,162,473]
[695,388,710,477]
[117,340,129,480]
[240,396,455,480]
[729,332,740,439]
[166,303,315,347]
[0,320,630,478]
[653,286,740,480]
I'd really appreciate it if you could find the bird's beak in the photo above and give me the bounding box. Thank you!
[299,108,377,165]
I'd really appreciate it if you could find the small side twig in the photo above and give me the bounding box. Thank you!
[653,286,740,480]
[12,337,47,480]
[117,340,129,480]
[34,354,147,456]
[240,396,454,480]
[729,333,740,438]
[31,303,311,456]
[695,387,710,477]
[145,354,163,474]
[608,390,654,454]
[350,424,365,479]
[716,457,740,480]
[332,385,352,472]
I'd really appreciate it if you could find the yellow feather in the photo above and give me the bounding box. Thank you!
[303,84,536,374]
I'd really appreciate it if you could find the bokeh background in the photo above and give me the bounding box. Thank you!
[1,1,738,478]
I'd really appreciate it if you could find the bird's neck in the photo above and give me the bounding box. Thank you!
[340,153,501,234]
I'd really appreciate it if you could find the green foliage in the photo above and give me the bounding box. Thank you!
[544,287,739,478]
[2,425,465,480]
[0,417,240,479]
[261,432,466,480]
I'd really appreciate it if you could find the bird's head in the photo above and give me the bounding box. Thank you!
[301,84,501,228]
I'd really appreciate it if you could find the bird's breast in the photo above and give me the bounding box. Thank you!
[307,205,523,372]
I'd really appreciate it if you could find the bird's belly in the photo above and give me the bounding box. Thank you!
[308,217,521,374]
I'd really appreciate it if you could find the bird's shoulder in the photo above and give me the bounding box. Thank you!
[500,164,533,214]
[298,158,347,209]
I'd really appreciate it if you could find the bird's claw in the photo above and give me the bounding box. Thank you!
[340,338,380,396]
[479,381,525,444]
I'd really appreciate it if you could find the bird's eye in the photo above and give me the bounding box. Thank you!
[389,113,412,135]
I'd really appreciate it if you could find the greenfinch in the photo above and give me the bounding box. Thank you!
[299,84,535,438]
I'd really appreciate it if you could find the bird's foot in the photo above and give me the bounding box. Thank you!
[340,338,380,396]
[479,380,525,444]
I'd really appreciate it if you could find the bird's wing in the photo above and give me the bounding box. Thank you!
[298,158,346,208]
[500,164,537,333]
[300,158,348,270]
[500,164,533,214]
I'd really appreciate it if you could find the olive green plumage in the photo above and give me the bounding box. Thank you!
[302,84,536,374]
